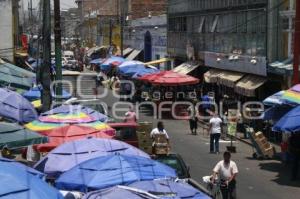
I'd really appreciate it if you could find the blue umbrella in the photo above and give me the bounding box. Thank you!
[0,88,38,123]
[34,138,149,178]
[83,179,211,199]
[0,161,63,199]
[101,56,125,71]
[41,105,108,122]
[263,91,285,106]
[0,157,44,179]
[273,106,300,132]
[132,67,159,79]
[55,154,177,192]
[263,105,294,122]
[22,87,72,101]
[90,58,103,65]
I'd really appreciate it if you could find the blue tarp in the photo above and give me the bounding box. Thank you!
[0,161,63,199]
[22,87,72,101]
[55,154,177,192]
[118,61,159,78]
[0,88,38,123]
[83,179,211,199]
[273,106,300,133]
[90,58,103,65]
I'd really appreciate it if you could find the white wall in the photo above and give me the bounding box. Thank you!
[0,0,14,62]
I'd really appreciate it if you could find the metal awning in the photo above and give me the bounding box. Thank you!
[172,62,200,75]
[204,69,223,83]
[126,50,142,61]
[218,71,244,88]
[235,75,266,97]
[123,48,133,56]
[145,58,172,66]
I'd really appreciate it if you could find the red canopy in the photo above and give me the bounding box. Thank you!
[139,71,199,86]
[36,125,115,152]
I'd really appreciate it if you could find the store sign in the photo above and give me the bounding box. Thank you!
[204,52,267,76]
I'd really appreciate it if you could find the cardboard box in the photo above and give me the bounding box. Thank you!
[154,146,170,155]
[137,131,152,140]
[154,134,168,144]
[254,132,264,139]
[137,122,153,134]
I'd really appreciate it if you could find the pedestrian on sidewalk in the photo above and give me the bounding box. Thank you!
[212,151,238,199]
[187,100,199,135]
[150,121,170,144]
[124,106,137,123]
[209,113,223,153]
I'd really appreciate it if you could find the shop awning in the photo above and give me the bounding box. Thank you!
[218,71,244,88]
[145,58,172,66]
[172,62,200,75]
[126,50,142,61]
[123,48,133,56]
[235,75,266,97]
[204,69,223,83]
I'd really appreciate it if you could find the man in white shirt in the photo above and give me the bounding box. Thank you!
[209,113,222,153]
[212,151,238,199]
[150,121,169,142]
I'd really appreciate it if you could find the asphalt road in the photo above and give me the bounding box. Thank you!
[77,73,300,199]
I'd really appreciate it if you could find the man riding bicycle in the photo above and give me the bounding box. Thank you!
[212,151,238,199]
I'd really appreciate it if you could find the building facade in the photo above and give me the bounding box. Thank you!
[167,0,278,76]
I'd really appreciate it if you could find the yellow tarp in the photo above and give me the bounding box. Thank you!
[145,58,172,65]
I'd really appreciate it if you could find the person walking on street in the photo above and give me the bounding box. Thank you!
[124,107,137,123]
[212,151,238,199]
[209,113,222,153]
[150,121,170,144]
[187,101,199,135]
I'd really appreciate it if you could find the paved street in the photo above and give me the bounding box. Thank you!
[88,79,300,199]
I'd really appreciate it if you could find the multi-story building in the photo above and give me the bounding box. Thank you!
[123,0,168,66]
[75,0,120,47]
[167,0,286,98]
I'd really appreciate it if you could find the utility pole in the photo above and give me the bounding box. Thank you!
[293,0,300,84]
[41,0,52,112]
[120,0,124,56]
[54,0,62,99]
[109,19,113,46]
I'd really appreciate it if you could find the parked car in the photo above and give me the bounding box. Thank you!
[153,153,191,179]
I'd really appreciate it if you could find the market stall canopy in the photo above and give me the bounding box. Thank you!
[118,61,158,77]
[101,56,125,71]
[263,105,294,122]
[218,70,244,88]
[263,91,285,106]
[34,125,115,152]
[0,58,35,89]
[282,84,300,104]
[0,161,64,199]
[34,138,149,178]
[234,75,266,97]
[273,106,300,133]
[126,49,142,61]
[139,71,199,86]
[42,105,108,123]
[84,179,211,199]
[0,122,47,150]
[0,88,38,123]
[204,69,223,83]
[90,58,104,65]
[55,154,176,192]
[0,157,44,179]
[172,61,200,75]
[132,67,159,79]
[87,46,108,57]
[145,58,172,66]
[22,87,72,101]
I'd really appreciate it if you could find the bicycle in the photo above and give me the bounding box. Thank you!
[203,176,223,199]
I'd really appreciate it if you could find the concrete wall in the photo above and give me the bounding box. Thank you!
[0,0,14,62]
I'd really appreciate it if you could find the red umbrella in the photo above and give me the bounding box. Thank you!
[36,125,115,152]
[139,71,199,86]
